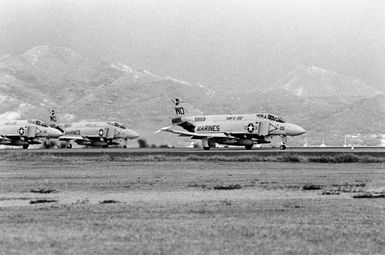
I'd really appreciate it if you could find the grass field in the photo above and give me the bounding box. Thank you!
[1,159,385,254]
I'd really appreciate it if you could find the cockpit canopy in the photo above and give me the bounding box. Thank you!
[256,113,285,123]
[108,121,126,129]
[28,119,49,127]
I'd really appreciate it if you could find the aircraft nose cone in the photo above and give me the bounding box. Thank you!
[286,123,306,136]
[48,127,63,138]
[126,129,139,139]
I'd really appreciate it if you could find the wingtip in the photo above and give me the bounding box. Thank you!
[154,126,174,134]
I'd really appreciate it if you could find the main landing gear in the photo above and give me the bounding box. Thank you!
[245,144,253,150]
[280,135,287,150]
[23,144,29,149]
[202,138,209,150]
[66,141,72,149]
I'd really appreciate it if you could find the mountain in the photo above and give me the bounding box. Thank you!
[254,65,381,130]
[0,46,125,106]
[0,45,383,146]
[265,65,381,103]
[0,45,215,146]
[313,93,385,134]
[219,65,384,146]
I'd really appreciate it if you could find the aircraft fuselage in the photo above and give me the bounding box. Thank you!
[0,119,62,149]
[176,113,305,136]
[173,113,305,149]
[57,121,139,147]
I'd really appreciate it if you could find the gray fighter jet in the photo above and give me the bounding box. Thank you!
[0,119,62,149]
[49,110,139,148]
[157,98,305,150]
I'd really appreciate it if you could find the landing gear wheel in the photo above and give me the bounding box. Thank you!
[202,138,210,151]
[103,145,108,148]
[245,144,253,150]
[280,144,287,150]
[23,144,29,149]
[67,143,72,149]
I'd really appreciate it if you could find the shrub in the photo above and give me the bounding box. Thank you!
[99,200,120,204]
[302,184,322,190]
[213,184,242,190]
[137,138,149,148]
[278,154,304,162]
[30,199,57,204]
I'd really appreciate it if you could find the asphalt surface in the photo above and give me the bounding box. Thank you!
[2,147,385,158]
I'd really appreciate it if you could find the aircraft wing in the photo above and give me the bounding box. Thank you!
[226,132,262,137]
[59,135,90,142]
[0,135,11,144]
[159,128,235,139]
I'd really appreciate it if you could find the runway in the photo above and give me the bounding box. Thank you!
[2,146,385,158]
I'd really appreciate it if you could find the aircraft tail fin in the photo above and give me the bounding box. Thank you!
[47,108,64,132]
[49,109,58,125]
[173,98,203,116]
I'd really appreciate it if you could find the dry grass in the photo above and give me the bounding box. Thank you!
[1,160,385,254]
[1,151,384,163]
[1,199,385,254]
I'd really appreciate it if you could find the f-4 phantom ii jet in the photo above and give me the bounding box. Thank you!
[49,110,139,148]
[157,98,306,150]
[0,119,62,149]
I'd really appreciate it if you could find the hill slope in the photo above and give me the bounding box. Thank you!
[0,46,383,146]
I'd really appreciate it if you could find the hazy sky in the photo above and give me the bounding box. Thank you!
[1,0,384,89]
